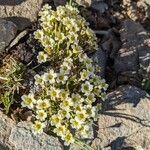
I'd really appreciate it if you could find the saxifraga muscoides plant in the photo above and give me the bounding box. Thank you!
[21,4,108,148]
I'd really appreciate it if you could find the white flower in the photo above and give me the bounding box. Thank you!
[85,105,96,118]
[79,125,89,138]
[60,62,71,74]
[58,108,70,119]
[90,75,101,85]
[100,79,108,91]
[49,87,60,100]
[86,93,96,104]
[95,65,101,73]
[55,32,65,42]
[79,53,88,62]
[66,4,79,13]
[84,57,92,66]
[51,114,62,127]
[37,51,48,63]
[93,87,100,95]
[81,81,93,95]
[60,97,73,109]
[59,89,69,99]
[43,69,57,84]
[33,121,45,134]
[86,64,95,74]
[36,110,47,121]
[64,57,73,66]
[75,104,83,112]
[71,44,83,54]
[80,69,90,81]
[39,4,51,18]
[67,32,78,44]
[36,99,50,110]
[76,110,88,122]
[21,93,36,109]
[100,92,107,101]
[70,117,82,129]
[34,29,44,40]
[64,131,75,146]
[57,73,68,84]
[53,125,66,137]
[34,74,44,86]
[71,93,82,104]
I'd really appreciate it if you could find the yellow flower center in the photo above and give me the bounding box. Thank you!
[25,98,32,105]
[48,74,53,80]
[51,90,57,97]
[84,85,89,91]
[35,123,42,130]
[59,75,64,80]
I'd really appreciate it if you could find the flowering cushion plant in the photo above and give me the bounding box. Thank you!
[34,4,98,63]
[21,3,108,147]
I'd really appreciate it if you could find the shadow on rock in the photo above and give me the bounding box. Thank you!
[101,85,150,127]
[103,86,148,109]
[3,16,31,30]
[0,0,26,5]
[106,137,136,150]
[92,86,150,150]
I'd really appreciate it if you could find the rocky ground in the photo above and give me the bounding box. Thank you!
[0,0,150,150]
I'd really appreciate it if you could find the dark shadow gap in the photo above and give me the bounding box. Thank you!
[0,0,26,6]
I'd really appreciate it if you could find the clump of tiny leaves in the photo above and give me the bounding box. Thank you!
[21,3,108,147]
[142,64,150,93]
[0,58,24,114]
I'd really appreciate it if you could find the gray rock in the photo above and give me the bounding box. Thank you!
[0,0,43,30]
[92,85,150,150]
[0,144,8,150]
[54,0,66,6]
[144,0,150,5]
[69,144,82,150]
[101,29,121,59]
[91,1,108,13]
[0,111,63,150]
[114,19,150,83]
[9,122,63,150]
[69,124,94,150]
[0,111,15,149]
[75,0,106,8]
[75,0,92,7]
[114,48,139,73]
[0,19,17,53]
[90,48,107,78]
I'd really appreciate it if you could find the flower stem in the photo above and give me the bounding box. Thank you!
[69,0,73,5]
[75,139,94,150]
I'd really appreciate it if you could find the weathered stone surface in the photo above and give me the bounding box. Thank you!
[75,0,106,8]
[101,29,121,59]
[9,122,63,150]
[75,0,92,7]
[53,0,66,6]
[0,0,43,30]
[114,20,139,73]
[0,111,15,149]
[114,48,139,73]
[114,19,150,84]
[0,144,8,150]
[92,85,150,150]
[0,111,63,150]
[91,1,108,13]
[0,19,17,53]
[91,48,107,78]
